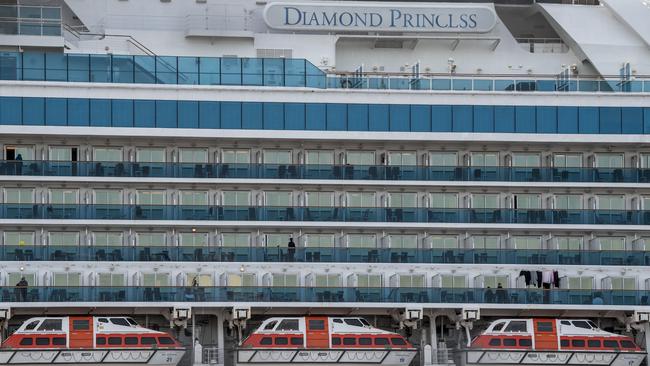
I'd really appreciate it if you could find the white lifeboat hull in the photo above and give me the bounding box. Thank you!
[463,349,645,366]
[0,348,185,366]
[237,348,417,366]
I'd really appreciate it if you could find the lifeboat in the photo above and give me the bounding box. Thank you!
[0,316,185,366]
[237,316,417,366]
[464,318,645,366]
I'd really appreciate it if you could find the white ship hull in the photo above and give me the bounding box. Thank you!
[236,348,417,366]
[463,350,645,366]
[0,349,185,366]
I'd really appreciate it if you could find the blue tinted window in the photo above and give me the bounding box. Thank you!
[45,98,67,126]
[431,105,452,132]
[474,105,493,132]
[22,52,45,80]
[622,108,642,134]
[558,107,578,133]
[67,54,90,82]
[45,53,67,81]
[221,58,242,85]
[134,100,155,128]
[369,104,389,131]
[156,100,177,128]
[221,102,241,128]
[178,101,199,128]
[348,104,368,131]
[199,101,219,129]
[134,56,155,84]
[306,103,326,130]
[494,106,514,132]
[243,102,263,129]
[242,59,263,85]
[536,106,557,133]
[599,107,621,134]
[90,55,111,83]
[263,102,282,130]
[285,103,305,130]
[579,107,599,134]
[23,97,44,125]
[452,105,472,132]
[263,59,283,86]
[0,97,22,124]
[390,105,410,131]
[90,99,111,126]
[326,104,347,130]
[644,108,650,134]
[68,98,89,126]
[112,100,133,127]
[411,105,431,132]
[515,106,535,133]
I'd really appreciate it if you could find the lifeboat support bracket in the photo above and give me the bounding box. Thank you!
[0,308,10,342]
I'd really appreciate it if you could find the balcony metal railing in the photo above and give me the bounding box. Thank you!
[1,204,649,226]
[1,51,648,93]
[1,286,645,305]
[0,5,62,37]
[2,161,650,183]
[1,246,648,266]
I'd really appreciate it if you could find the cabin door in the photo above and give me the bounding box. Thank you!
[305,317,329,349]
[69,317,94,348]
[533,319,558,350]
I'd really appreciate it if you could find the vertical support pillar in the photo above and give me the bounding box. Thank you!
[643,323,650,361]
[217,311,225,365]
[427,312,437,365]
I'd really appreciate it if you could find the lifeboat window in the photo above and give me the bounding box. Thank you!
[125,337,138,345]
[587,321,597,328]
[98,318,108,323]
[344,319,364,327]
[588,340,601,348]
[276,319,299,331]
[108,337,122,345]
[519,339,532,347]
[72,320,90,330]
[560,339,569,347]
[489,339,501,346]
[603,340,619,348]
[110,318,131,326]
[375,338,389,346]
[504,321,527,333]
[309,320,325,330]
[260,337,272,345]
[141,337,157,345]
[343,337,356,346]
[503,339,516,347]
[332,337,341,345]
[159,337,174,345]
[491,322,506,332]
[290,337,303,346]
[24,320,39,330]
[126,318,138,326]
[572,321,591,329]
[620,340,636,349]
[52,338,66,346]
[275,337,288,345]
[391,338,407,346]
[571,339,585,348]
[359,338,372,345]
[561,321,571,325]
[263,321,278,330]
[37,319,62,331]
[35,337,50,346]
[19,337,33,346]
[536,322,553,332]
[360,319,370,326]
[96,337,106,345]
[333,319,343,324]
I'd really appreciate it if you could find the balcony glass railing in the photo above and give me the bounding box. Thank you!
[1,286,648,305]
[1,51,649,93]
[0,6,62,36]
[1,204,649,225]
[2,161,650,183]
[1,246,648,266]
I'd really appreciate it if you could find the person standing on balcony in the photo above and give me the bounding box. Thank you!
[287,237,296,262]
[15,276,28,302]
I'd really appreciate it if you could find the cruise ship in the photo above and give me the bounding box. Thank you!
[1,0,650,365]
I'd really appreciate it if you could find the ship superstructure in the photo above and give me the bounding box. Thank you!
[1,0,650,365]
